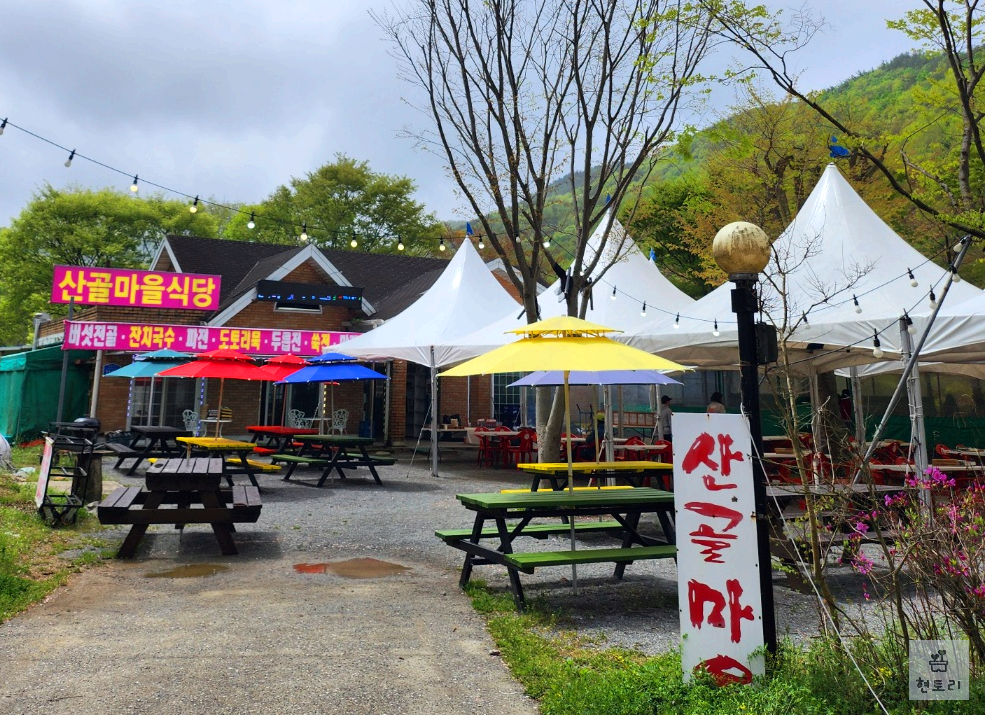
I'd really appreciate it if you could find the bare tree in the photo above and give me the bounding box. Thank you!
[376,0,721,454]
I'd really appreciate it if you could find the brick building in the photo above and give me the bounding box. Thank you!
[38,235,519,444]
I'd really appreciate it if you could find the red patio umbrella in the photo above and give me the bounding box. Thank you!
[157,349,276,436]
[259,354,309,426]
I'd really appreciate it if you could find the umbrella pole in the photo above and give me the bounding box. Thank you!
[280,385,289,427]
[564,371,578,590]
[330,383,335,433]
[215,378,225,438]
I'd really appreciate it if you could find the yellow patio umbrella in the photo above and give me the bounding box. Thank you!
[441,315,686,485]
[441,316,686,588]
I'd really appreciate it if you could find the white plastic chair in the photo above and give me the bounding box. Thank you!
[182,409,200,436]
[330,409,349,435]
[288,409,312,429]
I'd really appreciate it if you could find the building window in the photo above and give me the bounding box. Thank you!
[274,302,323,313]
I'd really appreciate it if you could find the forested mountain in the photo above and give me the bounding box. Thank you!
[534,50,980,297]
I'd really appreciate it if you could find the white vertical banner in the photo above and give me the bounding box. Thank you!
[674,413,765,685]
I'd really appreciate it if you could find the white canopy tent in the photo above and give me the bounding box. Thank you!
[446,214,696,356]
[339,239,521,476]
[622,164,981,373]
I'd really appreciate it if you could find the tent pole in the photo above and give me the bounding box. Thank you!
[89,349,103,419]
[850,367,865,445]
[466,376,471,426]
[147,377,155,426]
[383,362,392,445]
[617,386,624,438]
[430,347,439,478]
[126,378,134,431]
[55,298,74,425]
[900,318,930,502]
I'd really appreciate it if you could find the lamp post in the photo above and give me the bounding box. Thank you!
[712,221,777,655]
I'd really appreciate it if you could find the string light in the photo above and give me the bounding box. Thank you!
[477,236,485,249]
[130,175,139,193]
[872,330,883,359]
[189,195,199,213]
[713,319,720,337]
[908,268,917,287]
[543,237,551,248]
[610,286,617,300]
[640,301,647,317]
[397,239,405,251]
[350,231,358,248]
[951,264,962,282]
[904,311,915,335]
[674,313,680,329]
[247,212,255,229]
[929,289,937,309]
[0,118,6,135]
[801,312,809,326]
[853,294,861,314]
[439,238,446,252]
[299,222,308,242]
[64,149,75,168]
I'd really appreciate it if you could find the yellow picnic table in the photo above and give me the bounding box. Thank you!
[176,436,274,488]
[517,460,674,491]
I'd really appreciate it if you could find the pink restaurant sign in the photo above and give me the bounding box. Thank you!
[51,265,221,310]
[63,321,361,356]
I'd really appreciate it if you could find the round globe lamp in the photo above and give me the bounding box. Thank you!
[713,221,771,277]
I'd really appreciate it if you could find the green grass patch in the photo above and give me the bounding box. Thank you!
[463,582,985,714]
[0,469,113,623]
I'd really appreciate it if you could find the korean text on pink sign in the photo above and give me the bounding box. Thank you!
[51,266,221,311]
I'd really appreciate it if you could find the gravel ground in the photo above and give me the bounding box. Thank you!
[0,447,880,714]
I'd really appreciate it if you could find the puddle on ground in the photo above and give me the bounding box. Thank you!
[293,558,409,579]
[145,564,229,579]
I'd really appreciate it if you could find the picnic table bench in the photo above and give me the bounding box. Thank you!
[109,425,191,475]
[276,435,395,487]
[442,487,677,609]
[97,457,262,557]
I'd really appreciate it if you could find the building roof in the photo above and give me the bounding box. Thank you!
[159,235,452,318]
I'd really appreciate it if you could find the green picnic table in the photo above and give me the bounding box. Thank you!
[273,434,395,487]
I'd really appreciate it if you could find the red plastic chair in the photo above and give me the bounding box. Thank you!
[475,427,499,467]
[502,428,536,468]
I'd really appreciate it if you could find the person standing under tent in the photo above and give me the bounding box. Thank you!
[707,392,726,414]
[658,395,673,443]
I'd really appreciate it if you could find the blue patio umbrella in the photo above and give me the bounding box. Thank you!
[105,349,193,426]
[277,360,388,433]
[506,370,681,387]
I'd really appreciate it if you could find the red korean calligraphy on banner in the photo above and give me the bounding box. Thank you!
[51,266,221,310]
[674,413,764,685]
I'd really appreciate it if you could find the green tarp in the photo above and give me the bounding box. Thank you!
[0,346,94,442]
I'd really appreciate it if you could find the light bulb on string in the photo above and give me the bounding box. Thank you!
[872,331,884,359]
[801,312,809,327]
[247,212,255,229]
[951,264,962,282]
[189,196,199,213]
[299,222,308,242]
[674,313,680,329]
[713,319,720,337]
[905,312,916,335]
[908,268,917,287]
[130,175,139,193]
[350,232,358,249]
[477,236,485,249]
[929,289,937,309]
[397,239,405,251]
[64,149,75,168]
[853,294,861,314]
[0,118,6,135]
[610,286,617,301]
[543,237,551,248]
[439,238,446,252]
[640,302,647,317]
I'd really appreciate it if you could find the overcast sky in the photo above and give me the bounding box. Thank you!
[0,1,919,229]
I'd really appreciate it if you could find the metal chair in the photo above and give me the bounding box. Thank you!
[182,409,200,436]
[330,409,349,435]
[288,409,312,429]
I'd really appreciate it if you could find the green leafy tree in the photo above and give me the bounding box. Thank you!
[222,155,443,254]
[0,184,218,345]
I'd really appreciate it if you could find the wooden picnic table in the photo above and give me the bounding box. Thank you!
[517,460,675,491]
[107,425,190,476]
[245,425,318,451]
[176,436,264,488]
[440,487,677,609]
[96,457,262,558]
[275,434,393,487]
